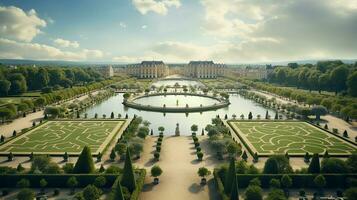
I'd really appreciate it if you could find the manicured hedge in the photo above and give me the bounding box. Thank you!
[0,174,118,188]
[214,168,357,189]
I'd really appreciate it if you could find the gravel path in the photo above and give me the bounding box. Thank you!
[138,135,219,200]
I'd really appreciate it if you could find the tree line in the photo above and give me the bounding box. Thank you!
[268,60,357,96]
[0,65,104,96]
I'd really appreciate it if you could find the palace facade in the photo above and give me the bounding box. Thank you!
[184,61,226,78]
[126,61,169,78]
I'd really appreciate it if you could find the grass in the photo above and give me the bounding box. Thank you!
[0,120,126,155]
[228,120,357,156]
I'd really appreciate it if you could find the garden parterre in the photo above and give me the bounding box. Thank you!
[0,120,126,155]
[228,120,357,156]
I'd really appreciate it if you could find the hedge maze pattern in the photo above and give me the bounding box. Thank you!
[0,120,125,155]
[230,121,357,156]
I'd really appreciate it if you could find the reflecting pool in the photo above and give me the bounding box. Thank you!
[83,93,276,135]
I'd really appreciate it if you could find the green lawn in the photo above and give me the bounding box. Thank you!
[0,120,126,155]
[229,121,357,156]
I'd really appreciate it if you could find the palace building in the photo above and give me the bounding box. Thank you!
[126,61,169,78]
[184,61,226,78]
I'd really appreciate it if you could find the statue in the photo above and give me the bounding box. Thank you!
[175,123,180,136]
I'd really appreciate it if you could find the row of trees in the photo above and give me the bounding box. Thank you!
[219,153,357,200]
[240,79,357,119]
[3,146,138,200]
[0,65,105,95]
[268,61,357,96]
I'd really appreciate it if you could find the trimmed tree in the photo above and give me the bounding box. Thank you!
[197,167,211,185]
[281,174,292,196]
[17,189,35,200]
[63,152,68,162]
[230,174,239,200]
[304,152,311,163]
[67,176,78,194]
[245,185,263,200]
[121,148,136,192]
[242,151,248,162]
[110,149,116,161]
[151,165,163,185]
[113,180,125,200]
[311,106,327,121]
[224,159,236,194]
[308,153,320,173]
[39,178,47,193]
[73,146,95,174]
[82,184,102,200]
[263,157,279,174]
[314,175,326,195]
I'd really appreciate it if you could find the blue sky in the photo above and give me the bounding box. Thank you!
[0,0,357,63]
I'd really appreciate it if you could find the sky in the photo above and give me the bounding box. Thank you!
[0,0,357,63]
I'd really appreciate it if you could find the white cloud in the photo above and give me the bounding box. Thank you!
[199,0,357,62]
[0,6,46,42]
[132,0,181,15]
[141,25,148,29]
[54,38,80,48]
[0,38,104,61]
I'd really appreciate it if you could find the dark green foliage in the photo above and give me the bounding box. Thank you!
[82,184,102,200]
[99,165,105,173]
[224,159,236,194]
[63,152,69,162]
[308,153,320,173]
[304,152,311,163]
[113,180,125,200]
[62,163,74,174]
[263,157,279,174]
[121,148,136,192]
[248,112,253,119]
[17,179,30,188]
[253,152,258,163]
[244,185,263,200]
[321,158,348,173]
[266,189,287,200]
[110,149,116,161]
[314,175,326,189]
[242,151,248,162]
[73,146,95,174]
[346,154,357,173]
[97,152,102,162]
[269,178,281,188]
[344,187,357,200]
[197,152,203,160]
[230,175,239,200]
[8,152,13,161]
[17,188,34,200]
[94,176,106,188]
[343,130,348,138]
[324,150,329,158]
[17,164,25,172]
[281,175,292,189]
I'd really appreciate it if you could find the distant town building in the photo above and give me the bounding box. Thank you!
[126,61,169,78]
[96,65,114,77]
[185,61,226,78]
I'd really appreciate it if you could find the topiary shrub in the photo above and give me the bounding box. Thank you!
[154,152,160,161]
[197,152,203,161]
